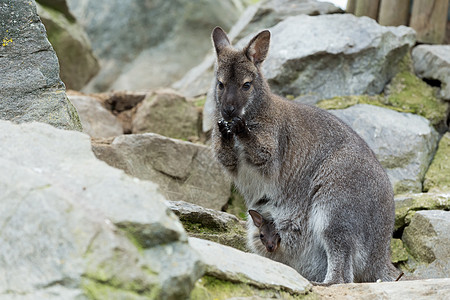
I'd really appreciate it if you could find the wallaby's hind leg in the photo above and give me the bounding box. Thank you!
[321,227,354,284]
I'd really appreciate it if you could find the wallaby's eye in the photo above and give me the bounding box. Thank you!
[217,81,224,90]
[259,234,264,239]
[242,82,252,91]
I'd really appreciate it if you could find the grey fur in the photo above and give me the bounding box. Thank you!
[211,26,399,284]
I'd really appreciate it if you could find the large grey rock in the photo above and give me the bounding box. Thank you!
[92,133,231,210]
[402,210,450,279]
[189,237,311,297]
[330,104,439,194]
[36,3,99,90]
[67,0,244,92]
[173,0,343,99]
[201,13,416,132]
[131,89,200,140]
[260,14,415,98]
[412,45,450,100]
[0,120,202,299]
[0,0,81,131]
[313,278,450,299]
[68,94,123,137]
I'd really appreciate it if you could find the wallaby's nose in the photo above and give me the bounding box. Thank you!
[267,244,274,252]
[222,105,236,119]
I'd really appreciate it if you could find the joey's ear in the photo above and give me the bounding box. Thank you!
[244,30,270,66]
[212,26,231,55]
[248,210,263,228]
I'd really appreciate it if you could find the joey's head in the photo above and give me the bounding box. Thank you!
[249,210,281,253]
[211,27,271,121]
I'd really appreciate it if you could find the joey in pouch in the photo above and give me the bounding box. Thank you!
[211,26,399,284]
[248,210,281,253]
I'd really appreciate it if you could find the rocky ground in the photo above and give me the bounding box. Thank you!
[1,0,450,299]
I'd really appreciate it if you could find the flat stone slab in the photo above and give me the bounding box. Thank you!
[313,278,450,299]
[189,237,311,295]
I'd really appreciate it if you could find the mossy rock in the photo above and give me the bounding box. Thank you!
[182,220,248,252]
[391,238,409,264]
[394,192,450,231]
[191,276,316,300]
[423,133,450,192]
[317,54,449,132]
[168,200,248,251]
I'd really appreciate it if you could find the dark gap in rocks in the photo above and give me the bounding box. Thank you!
[393,226,405,239]
[422,78,442,88]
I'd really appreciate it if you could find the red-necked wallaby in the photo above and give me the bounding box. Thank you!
[211,26,399,285]
[248,209,281,253]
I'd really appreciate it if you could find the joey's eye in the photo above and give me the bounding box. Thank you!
[217,81,224,90]
[259,234,264,239]
[242,82,252,91]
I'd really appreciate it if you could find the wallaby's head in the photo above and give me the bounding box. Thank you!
[211,27,271,121]
[248,210,281,253]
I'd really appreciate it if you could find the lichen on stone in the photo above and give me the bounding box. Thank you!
[423,133,450,192]
[190,275,313,300]
[390,238,409,264]
[394,193,450,231]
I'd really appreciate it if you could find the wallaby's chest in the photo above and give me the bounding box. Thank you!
[233,139,279,209]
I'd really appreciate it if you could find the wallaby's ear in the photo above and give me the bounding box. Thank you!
[212,26,231,56]
[244,30,270,66]
[248,210,263,228]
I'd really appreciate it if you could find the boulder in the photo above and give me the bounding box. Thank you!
[0,0,81,131]
[167,200,247,251]
[395,192,450,231]
[412,45,450,100]
[330,104,439,194]
[68,94,123,137]
[189,237,311,299]
[132,89,200,140]
[0,120,202,299]
[91,133,231,210]
[423,133,450,192]
[36,3,99,90]
[318,54,449,133]
[202,13,416,132]
[173,0,343,99]
[66,0,245,92]
[312,278,450,299]
[402,210,450,279]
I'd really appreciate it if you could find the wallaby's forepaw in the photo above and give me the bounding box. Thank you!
[218,119,234,139]
[231,116,247,135]
[218,117,247,139]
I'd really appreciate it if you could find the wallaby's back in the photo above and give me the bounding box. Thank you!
[210,27,398,284]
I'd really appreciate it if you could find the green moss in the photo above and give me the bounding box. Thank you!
[390,238,409,264]
[191,276,314,300]
[226,186,247,220]
[82,278,160,300]
[394,192,450,231]
[423,133,450,192]
[193,96,207,108]
[316,94,394,111]
[386,71,448,128]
